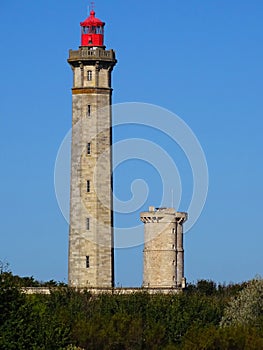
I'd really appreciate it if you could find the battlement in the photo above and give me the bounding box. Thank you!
[140,206,187,224]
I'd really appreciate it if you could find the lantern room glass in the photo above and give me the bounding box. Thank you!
[82,26,104,35]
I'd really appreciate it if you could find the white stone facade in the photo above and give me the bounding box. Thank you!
[141,207,187,289]
[68,48,117,288]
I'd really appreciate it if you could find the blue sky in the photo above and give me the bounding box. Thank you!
[0,0,263,286]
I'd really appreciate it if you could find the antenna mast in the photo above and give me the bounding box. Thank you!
[90,2,95,12]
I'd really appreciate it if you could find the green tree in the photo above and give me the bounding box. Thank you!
[220,277,263,327]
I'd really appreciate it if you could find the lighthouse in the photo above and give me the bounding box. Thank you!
[67,8,117,288]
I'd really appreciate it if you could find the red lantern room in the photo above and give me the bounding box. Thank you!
[80,10,105,47]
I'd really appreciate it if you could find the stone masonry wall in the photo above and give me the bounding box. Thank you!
[141,208,187,288]
[68,48,116,288]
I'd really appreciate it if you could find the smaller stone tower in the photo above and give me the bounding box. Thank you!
[140,207,187,289]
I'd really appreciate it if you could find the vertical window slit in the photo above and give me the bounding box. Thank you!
[86,218,90,230]
[87,142,91,155]
[87,70,92,81]
[87,180,90,192]
[87,105,91,117]
[86,256,90,268]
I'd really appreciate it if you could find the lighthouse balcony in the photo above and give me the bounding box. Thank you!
[68,48,116,62]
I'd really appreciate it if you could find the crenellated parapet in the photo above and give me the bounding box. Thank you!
[140,207,187,224]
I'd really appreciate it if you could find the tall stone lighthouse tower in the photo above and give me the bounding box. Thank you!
[67,9,117,288]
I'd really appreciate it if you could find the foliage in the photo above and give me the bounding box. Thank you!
[0,263,262,349]
[181,324,263,350]
[220,276,263,328]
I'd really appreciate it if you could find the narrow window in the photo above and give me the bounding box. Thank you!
[172,260,175,265]
[87,142,91,155]
[172,228,176,234]
[87,180,90,192]
[87,104,91,117]
[172,244,175,250]
[86,256,90,268]
[87,70,92,81]
[86,218,90,230]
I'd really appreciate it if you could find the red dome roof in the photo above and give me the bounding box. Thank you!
[80,10,105,27]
